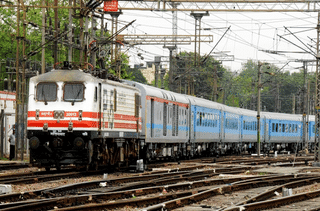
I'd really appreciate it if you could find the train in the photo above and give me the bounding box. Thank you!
[27,62,315,170]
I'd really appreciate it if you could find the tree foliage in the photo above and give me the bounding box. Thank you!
[0,0,133,91]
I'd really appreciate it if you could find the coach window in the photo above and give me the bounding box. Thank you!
[63,83,85,103]
[204,113,207,126]
[275,123,278,132]
[289,124,292,133]
[197,112,200,126]
[36,82,57,102]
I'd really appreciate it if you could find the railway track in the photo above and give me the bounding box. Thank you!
[0,167,101,185]
[0,166,255,210]
[0,162,29,171]
[1,162,319,211]
[0,154,317,211]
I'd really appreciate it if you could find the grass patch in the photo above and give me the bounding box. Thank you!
[259,172,268,175]
[0,157,9,161]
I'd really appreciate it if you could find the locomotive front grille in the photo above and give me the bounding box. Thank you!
[54,110,65,119]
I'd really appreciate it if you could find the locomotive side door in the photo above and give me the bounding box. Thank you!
[107,88,115,129]
[98,83,102,131]
[102,89,108,129]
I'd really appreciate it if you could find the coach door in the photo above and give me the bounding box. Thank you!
[102,89,108,129]
[190,110,195,142]
[265,118,270,142]
[135,93,140,132]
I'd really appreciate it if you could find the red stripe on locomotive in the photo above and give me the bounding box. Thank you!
[28,120,99,128]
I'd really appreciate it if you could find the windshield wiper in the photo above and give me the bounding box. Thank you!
[72,87,82,105]
[42,88,48,105]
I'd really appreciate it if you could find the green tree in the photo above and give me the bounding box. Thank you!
[127,67,148,84]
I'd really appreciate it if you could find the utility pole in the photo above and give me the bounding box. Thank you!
[41,0,45,74]
[315,12,320,166]
[79,0,84,64]
[15,1,20,161]
[213,65,218,101]
[108,12,122,76]
[160,68,166,89]
[91,15,96,68]
[257,62,262,156]
[21,3,27,161]
[154,56,161,88]
[190,12,209,66]
[68,0,73,62]
[54,0,58,64]
[275,83,280,112]
[164,46,176,90]
[302,61,308,152]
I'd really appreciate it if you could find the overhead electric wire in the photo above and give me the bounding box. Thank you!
[119,8,317,71]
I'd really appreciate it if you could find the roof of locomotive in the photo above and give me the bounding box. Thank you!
[30,69,100,83]
[30,69,140,91]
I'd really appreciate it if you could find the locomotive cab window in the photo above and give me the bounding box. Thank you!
[63,83,85,102]
[36,82,57,102]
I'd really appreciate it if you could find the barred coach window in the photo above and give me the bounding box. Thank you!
[64,83,85,102]
[36,82,57,102]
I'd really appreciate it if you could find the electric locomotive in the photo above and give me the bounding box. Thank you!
[27,63,142,170]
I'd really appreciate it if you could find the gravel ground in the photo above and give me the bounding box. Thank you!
[0,166,135,193]
[2,160,320,211]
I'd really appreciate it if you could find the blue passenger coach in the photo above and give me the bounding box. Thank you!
[125,80,315,160]
[186,96,223,156]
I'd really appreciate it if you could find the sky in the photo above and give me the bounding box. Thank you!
[109,9,318,73]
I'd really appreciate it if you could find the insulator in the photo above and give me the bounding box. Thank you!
[91,1,101,9]
[86,0,94,7]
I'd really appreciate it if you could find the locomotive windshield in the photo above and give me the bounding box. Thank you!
[36,83,57,102]
[63,83,84,102]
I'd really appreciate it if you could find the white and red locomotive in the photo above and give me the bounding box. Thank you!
[27,64,142,170]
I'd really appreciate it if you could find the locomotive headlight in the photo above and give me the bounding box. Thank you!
[43,123,48,131]
[73,137,85,149]
[29,136,40,149]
